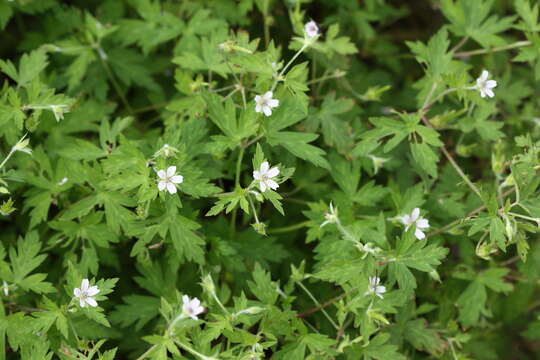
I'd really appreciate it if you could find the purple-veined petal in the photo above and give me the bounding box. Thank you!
[167,166,177,177]
[411,208,420,222]
[157,170,166,179]
[267,167,279,178]
[166,182,177,194]
[416,218,429,229]
[266,179,279,190]
[260,161,270,174]
[259,181,267,192]
[87,286,100,296]
[74,288,81,297]
[158,181,167,191]
[262,106,272,117]
[170,175,183,184]
[85,297,98,307]
[81,279,89,291]
[415,228,426,240]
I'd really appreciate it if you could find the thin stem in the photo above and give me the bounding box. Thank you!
[453,40,531,58]
[230,147,245,236]
[95,45,134,114]
[450,36,469,53]
[421,116,482,198]
[248,195,260,224]
[0,147,17,171]
[427,188,515,238]
[297,292,347,319]
[135,345,158,360]
[422,87,461,111]
[172,338,217,360]
[268,221,310,234]
[271,43,308,92]
[306,71,345,86]
[335,218,360,244]
[296,281,339,330]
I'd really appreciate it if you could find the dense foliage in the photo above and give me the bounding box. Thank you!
[1,0,540,359]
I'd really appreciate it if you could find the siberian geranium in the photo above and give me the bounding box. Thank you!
[304,20,319,38]
[399,208,430,240]
[157,166,183,194]
[182,295,205,320]
[475,70,497,98]
[253,161,279,192]
[254,91,279,117]
[365,276,386,299]
[73,279,100,308]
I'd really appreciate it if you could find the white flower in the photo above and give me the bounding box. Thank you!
[320,202,338,228]
[399,207,430,240]
[253,161,279,192]
[304,20,319,38]
[182,295,204,320]
[475,70,497,98]
[365,276,386,299]
[58,177,69,186]
[73,279,100,308]
[357,242,381,259]
[254,91,279,117]
[157,166,184,194]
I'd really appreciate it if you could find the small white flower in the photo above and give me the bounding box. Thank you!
[2,281,8,296]
[357,242,381,259]
[253,161,279,192]
[58,177,69,186]
[182,295,204,320]
[73,279,100,308]
[399,208,430,240]
[475,70,497,98]
[320,202,338,228]
[157,166,184,194]
[365,276,386,299]
[304,20,319,38]
[254,91,279,117]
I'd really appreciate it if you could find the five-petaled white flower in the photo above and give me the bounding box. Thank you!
[253,161,280,192]
[182,295,205,320]
[399,207,430,240]
[73,279,100,308]
[304,20,319,38]
[365,276,386,299]
[475,70,497,98]
[254,91,279,117]
[157,166,183,194]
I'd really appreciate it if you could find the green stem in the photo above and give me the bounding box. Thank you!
[95,45,133,114]
[271,43,308,92]
[230,147,245,236]
[268,220,310,234]
[135,344,158,360]
[296,281,339,331]
[0,147,17,171]
[172,339,217,360]
[453,40,531,58]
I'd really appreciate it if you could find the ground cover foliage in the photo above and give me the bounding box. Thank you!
[1,0,540,358]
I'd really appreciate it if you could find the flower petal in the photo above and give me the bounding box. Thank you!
[480,89,487,98]
[264,91,273,99]
[267,167,279,178]
[266,179,279,190]
[480,70,489,82]
[87,286,100,296]
[255,104,262,113]
[415,228,426,240]
[167,166,176,177]
[486,89,495,98]
[158,181,167,191]
[157,170,166,179]
[411,208,420,221]
[254,95,261,103]
[81,279,89,291]
[170,175,183,184]
[268,99,279,108]
[263,106,272,117]
[74,288,81,297]
[416,218,429,229]
[85,297,98,307]
[486,80,497,89]
[260,161,269,174]
[182,295,190,305]
[80,298,86,307]
[167,182,177,194]
[253,170,261,180]
[259,181,267,192]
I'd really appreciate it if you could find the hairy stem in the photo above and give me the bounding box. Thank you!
[453,40,531,58]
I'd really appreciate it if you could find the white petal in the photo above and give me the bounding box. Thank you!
[86,286,100,296]
[267,167,280,178]
[259,181,267,192]
[255,104,262,113]
[254,95,261,103]
[158,181,167,191]
[167,166,176,177]
[416,218,429,229]
[480,70,489,82]
[376,285,386,294]
[262,106,272,117]
[85,297,98,307]
[81,279,89,291]
[268,99,279,108]
[266,179,279,190]
[486,89,495,98]
[189,313,198,321]
[480,89,487,98]
[486,80,497,89]
[399,215,411,225]
[80,298,86,307]
[263,91,273,99]
[415,228,426,240]
[182,295,190,305]
[411,208,420,222]
[170,175,183,184]
[167,182,177,194]
[260,161,270,174]
[74,288,81,297]
[253,170,261,180]
[157,170,166,179]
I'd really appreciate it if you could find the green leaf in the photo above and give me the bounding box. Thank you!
[267,131,329,168]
